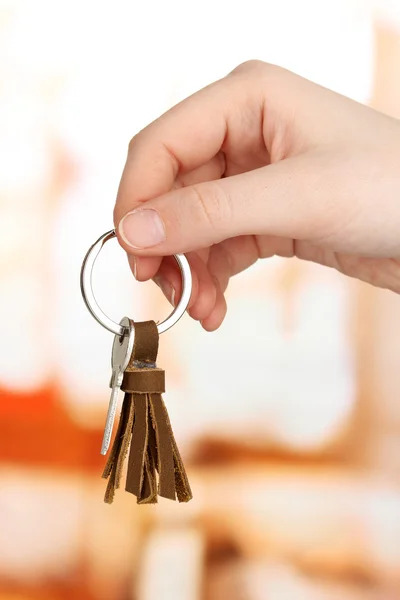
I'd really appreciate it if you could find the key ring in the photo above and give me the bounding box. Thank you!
[80,229,192,337]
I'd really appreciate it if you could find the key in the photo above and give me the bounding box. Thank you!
[101,317,134,455]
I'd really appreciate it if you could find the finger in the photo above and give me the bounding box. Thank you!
[185,252,217,321]
[114,62,270,227]
[114,83,228,227]
[153,255,199,309]
[203,235,296,310]
[155,252,217,319]
[208,233,295,287]
[200,280,227,331]
[153,234,298,328]
[205,236,263,294]
[187,239,260,326]
[118,153,331,256]
[128,255,162,282]
[173,153,226,189]
[129,231,261,283]
[125,155,226,282]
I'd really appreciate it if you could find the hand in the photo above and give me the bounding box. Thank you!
[114,60,400,331]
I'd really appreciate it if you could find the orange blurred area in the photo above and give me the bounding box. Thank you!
[1,2,400,599]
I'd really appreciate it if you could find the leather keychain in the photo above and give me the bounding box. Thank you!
[80,230,193,504]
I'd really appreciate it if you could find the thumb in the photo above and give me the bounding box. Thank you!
[117,156,325,255]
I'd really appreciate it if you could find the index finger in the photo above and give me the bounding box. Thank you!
[113,62,270,227]
[113,83,229,227]
[113,81,229,282]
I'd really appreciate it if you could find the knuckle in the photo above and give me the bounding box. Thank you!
[127,129,145,155]
[127,133,139,155]
[230,59,265,75]
[229,59,281,79]
[189,181,232,231]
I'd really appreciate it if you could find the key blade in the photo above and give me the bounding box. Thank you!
[109,369,123,389]
[101,385,120,455]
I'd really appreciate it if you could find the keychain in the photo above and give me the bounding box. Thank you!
[80,230,193,504]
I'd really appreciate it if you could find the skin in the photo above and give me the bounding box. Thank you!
[113,60,400,331]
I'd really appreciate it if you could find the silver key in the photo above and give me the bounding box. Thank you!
[101,317,134,455]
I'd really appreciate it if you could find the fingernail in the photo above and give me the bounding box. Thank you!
[154,275,175,306]
[119,209,166,249]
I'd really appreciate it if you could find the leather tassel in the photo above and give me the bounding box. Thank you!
[102,320,192,504]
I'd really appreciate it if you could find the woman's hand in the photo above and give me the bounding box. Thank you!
[114,60,400,330]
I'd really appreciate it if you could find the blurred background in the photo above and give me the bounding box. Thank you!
[1,1,400,598]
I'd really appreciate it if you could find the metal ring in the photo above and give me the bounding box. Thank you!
[80,229,192,336]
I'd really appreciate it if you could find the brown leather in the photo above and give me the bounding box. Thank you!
[114,395,135,489]
[139,452,157,504]
[102,393,134,504]
[102,319,192,505]
[126,321,159,369]
[159,394,192,503]
[125,393,148,497]
[170,423,192,502]
[122,369,165,393]
[149,394,176,500]
[139,419,158,504]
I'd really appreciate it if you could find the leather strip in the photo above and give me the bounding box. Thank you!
[138,451,157,504]
[149,393,176,500]
[102,393,131,479]
[137,398,158,504]
[114,394,134,489]
[158,394,193,503]
[102,393,133,504]
[122,369,165,393]
[125,394,148,497]
[171,430,193,503]
[126,321,159,369]
[147,405,159,473]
